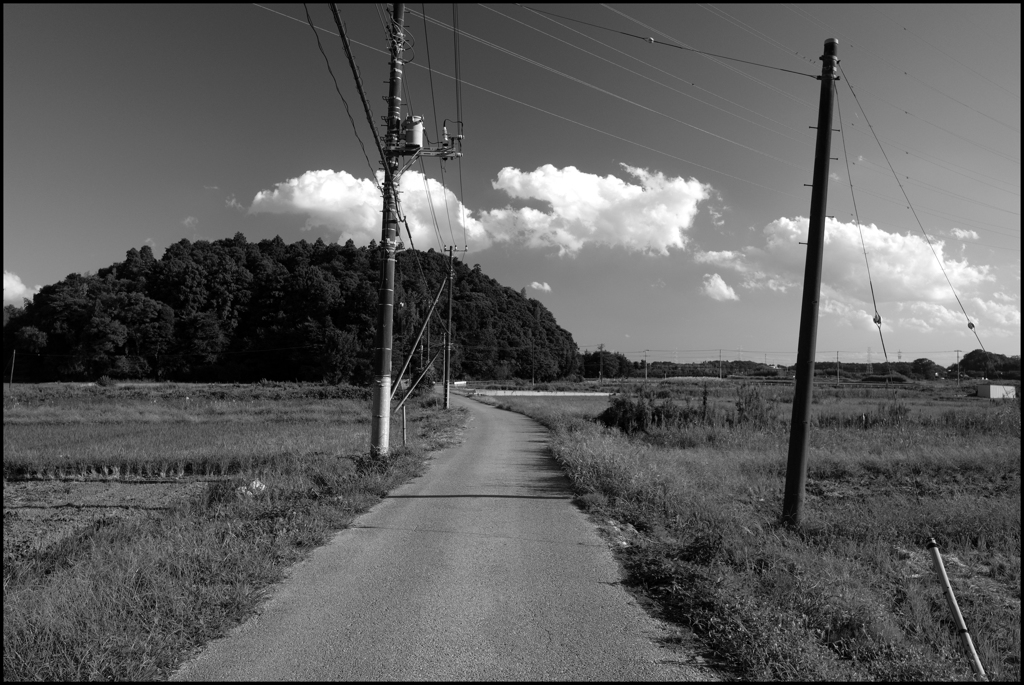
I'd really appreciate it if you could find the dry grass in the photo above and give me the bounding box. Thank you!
[3,382,469,681]
[486,385,1020,681]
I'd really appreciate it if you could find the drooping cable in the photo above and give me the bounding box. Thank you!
[841,64,987,353]
[305,4,382,193]
[834,81,897,399]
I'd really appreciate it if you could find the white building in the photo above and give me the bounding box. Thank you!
[976,383,1017,399]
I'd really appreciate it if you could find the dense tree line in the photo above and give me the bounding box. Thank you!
[3,234,580,384]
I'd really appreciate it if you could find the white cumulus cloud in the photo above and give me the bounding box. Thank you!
[481,163,710,256]
[950,227,979,241]
[530,281,552,292]
[248,169,487,249]
[698,216,1008,335]
[182,216,198,229]
[4,271,40,304]
[702,273,738,301]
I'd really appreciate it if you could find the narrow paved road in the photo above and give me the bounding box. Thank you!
[172,395,711,681]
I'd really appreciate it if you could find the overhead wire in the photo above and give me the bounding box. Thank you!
[304,4,382,193]
[841,64,987,353]
[485,4,811,147]
[517,4,817,79]
[870,4,1021,117]
[783,4,1021,140]
[413,9,810,172]
[601,3,816,109]
[253,3,806,200]
[518,4,812,143]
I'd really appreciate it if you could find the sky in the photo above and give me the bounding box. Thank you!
[4,3,1020,369]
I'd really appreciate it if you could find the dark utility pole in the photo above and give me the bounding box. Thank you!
[782,38,839,527]
[370,3,407,457]
[443,246,454,408]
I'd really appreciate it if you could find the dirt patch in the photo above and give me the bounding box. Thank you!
[3,479,209,562]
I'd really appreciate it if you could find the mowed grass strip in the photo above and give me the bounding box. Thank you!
[3,384,468,681]
[481,386,1020,681]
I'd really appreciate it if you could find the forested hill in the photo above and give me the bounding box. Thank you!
[3,234,580,384]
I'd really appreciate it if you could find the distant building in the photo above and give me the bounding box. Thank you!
[976,383,1017,399]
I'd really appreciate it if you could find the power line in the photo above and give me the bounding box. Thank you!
[303,4,381,192]
[517,4,818,79]
[783,4,1021,138]
[487,4,811,147]
[414,10,809,172]
[602,3,816,109]
[870,4,1021,112]
[252,4,805,199]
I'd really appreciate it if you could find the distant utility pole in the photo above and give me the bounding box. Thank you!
[955,349,962,388]
[836,351,840,386]
[598,343,604,381]
[442,245,467,408]
[781,38,839,528]
[644,349,649,382]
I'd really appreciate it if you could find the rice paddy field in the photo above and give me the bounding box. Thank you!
[476,379,1020,681]
[3,381,468,681]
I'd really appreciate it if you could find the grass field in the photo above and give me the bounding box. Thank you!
[478,380,1020,681]
[3,382,468,681]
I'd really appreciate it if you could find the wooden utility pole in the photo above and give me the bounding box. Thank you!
[782,38,839,528]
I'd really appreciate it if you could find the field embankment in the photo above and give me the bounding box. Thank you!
[3,382,468,681]
[477,381,1020,681]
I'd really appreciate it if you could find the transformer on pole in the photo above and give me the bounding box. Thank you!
[370,2,462,456]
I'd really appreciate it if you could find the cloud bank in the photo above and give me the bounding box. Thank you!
[4,271,40,304]
[482,164,710,256]
[249,164,710,256]
[695,216,1015,336]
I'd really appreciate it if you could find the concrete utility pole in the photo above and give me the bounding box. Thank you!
[955,349,961,388]
[444,244,468,405]
[782,38,838,528]
[368,2,463,455]
[369,2,407,458]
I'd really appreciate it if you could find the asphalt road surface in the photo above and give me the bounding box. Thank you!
[172,395,712,681]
